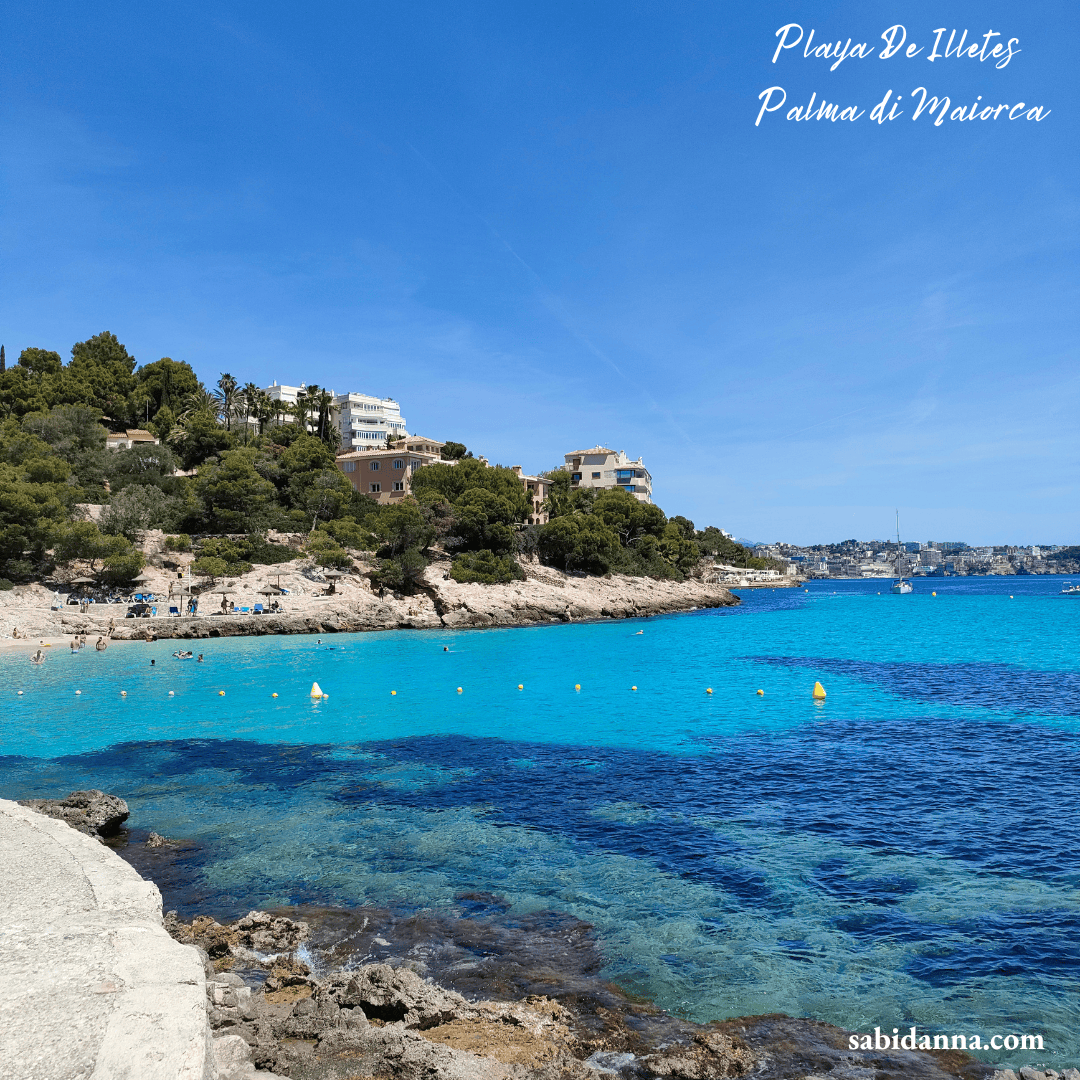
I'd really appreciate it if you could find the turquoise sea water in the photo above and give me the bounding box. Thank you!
[2,575,1079,1062]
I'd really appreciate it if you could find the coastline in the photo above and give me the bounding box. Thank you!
[0,558,739,644]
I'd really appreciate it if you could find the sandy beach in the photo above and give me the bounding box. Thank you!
[0,557,738,646]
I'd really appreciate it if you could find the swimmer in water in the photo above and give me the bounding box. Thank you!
[150,659,155,666]
[197,654,204,662]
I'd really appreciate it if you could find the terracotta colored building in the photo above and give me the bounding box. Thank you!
[336,437,444,505]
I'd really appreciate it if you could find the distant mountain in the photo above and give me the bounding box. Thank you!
[736,538,769,548]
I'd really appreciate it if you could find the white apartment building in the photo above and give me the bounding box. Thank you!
[333,391,408,449]
[563,446,652,503]
[263,382,408,447]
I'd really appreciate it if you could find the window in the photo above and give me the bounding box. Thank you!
[393,481,404,491]
[370,461,380,471]
[393,459,404,469]
[571,472,582,481]
[369,483,381,493]
[343,461,356,472]
[591,472,601,479]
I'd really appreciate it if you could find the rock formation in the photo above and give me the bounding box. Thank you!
[19,789,129,838]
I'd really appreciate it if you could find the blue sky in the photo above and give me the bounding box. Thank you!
[1,1,1077,544]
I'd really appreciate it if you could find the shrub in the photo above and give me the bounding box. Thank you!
[450,550,524,584]
[0,577,14,591]
[305,531,352,570]
[98,550,146,587]
[164,534,192,552]
[370,549,427,592]
[192,555,252,578]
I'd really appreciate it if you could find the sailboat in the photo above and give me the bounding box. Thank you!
[892,512,913,594]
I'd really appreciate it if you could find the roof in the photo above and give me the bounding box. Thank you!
[565,446,614,457]
[336,446,441,461]
[398,435,445,447]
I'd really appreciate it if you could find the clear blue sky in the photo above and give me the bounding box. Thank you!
[2,1,1076,544]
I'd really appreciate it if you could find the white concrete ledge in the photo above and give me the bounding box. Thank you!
[0,799,215,1080]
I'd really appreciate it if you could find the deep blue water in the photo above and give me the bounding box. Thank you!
[2,575,1078,1061]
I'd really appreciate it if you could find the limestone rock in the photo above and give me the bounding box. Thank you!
[647,1032,755,1079]
[316,1025,512,1080]
[325,962,470,1028]
[233,910,309,954]
[19,789,129,837]
[213,1033,254,1078]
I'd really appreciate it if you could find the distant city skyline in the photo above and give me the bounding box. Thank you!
[1,0,1076,544]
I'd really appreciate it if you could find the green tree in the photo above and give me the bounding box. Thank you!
[592,487,667,547]
[134,358,202,417]
[100,486,185,540]
[451,488,518,555]
[372,500,434,557]
[194,448,278,532]
[168,410,232,470]
[537,515,620,575]
[440,441,471,460]
[411,459,530,519]
[18,347,63,377]
[68,332,138,423]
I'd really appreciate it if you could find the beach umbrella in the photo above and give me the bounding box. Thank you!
[322,570,346,578]
[132,572,155,583]
[212,587,235,594]
[69,576,96,585]
[259,587,282,596]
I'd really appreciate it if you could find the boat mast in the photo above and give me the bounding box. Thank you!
[896,511,902,581]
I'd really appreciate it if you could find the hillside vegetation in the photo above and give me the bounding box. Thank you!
[0,331,777,590]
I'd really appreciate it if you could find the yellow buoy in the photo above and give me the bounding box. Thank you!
[574,683,581,691]
[76,690,82,696]
[706,688,713,694]
[456,686,463,693]
[272,692,278,697]
[391,690,397,695]
[310,682,323,699]
[121,691,127,697]
[812,681,826,700]
[517,684,524,690]
[168,691,174,697]
[932,591,937,597]
[757,689,764,696]
[631,685,638,691]
[219,690,225,696]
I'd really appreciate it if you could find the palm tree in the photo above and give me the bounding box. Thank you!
[214,373,240,431]
[253,390,274,436]
[178,388,220,423]
[294,388,312,432]
[312,388,335,443]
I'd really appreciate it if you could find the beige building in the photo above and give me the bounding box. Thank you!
[336,437,444,505]
[105,429,159,450]
[511,467,552,525]
[563,446,652,503]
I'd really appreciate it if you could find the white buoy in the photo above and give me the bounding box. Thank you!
[310,681,324,699]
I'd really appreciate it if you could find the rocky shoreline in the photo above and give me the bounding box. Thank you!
[0,558,740,643]
[170,905,999,1080]
[10,792,1068,1080]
